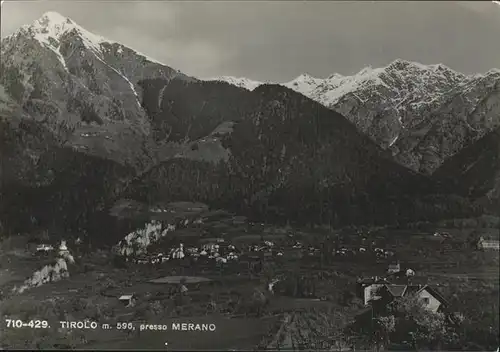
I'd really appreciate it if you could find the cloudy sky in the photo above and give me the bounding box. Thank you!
[1,1,500,82]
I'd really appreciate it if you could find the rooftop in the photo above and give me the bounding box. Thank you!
[119,294,134,300]
[358,277,390,284]
[385,285,407,297]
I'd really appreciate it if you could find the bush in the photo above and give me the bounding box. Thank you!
[149,301,164,315]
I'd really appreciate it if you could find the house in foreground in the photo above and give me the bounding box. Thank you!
[358,279,448,313]
[375,284,448,313]
[351,282,455,351]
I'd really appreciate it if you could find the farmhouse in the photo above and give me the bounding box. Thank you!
[373,284,448,313]
[414,285,448,313]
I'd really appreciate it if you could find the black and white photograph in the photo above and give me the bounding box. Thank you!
[0,0,499,350]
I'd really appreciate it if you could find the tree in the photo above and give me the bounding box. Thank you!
[384,295,459,350]
[376,315,396,347]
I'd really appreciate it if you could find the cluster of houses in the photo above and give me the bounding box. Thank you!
[117,227,500,271]
[120,236,327,270]
[124,238,249,265]
[121,233,404,268]
[333,245,395,259]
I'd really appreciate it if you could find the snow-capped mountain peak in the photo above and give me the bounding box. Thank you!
[5,11,165,66]
[1,11,186,167]
[19,11,115,56]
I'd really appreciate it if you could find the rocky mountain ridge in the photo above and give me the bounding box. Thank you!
[434,127,500,215]
[210,61,500,174]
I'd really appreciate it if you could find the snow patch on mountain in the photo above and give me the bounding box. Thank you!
[306,66,392,106]
[92,52,142,108]
[389,135,399,147]
[30,26,69,72]
[207,76,264,91]
[158,84,168,109]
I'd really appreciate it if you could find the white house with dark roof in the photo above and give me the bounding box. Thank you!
[374,284,448,313]
[414,285,448,313]
[118,294,136,307]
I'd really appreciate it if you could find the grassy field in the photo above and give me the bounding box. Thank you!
[149,276,213,284]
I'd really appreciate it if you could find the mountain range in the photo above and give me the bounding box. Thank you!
[210,62,500,174]
[0,11,497,242]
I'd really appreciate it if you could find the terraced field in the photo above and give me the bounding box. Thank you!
[264,310,353,351]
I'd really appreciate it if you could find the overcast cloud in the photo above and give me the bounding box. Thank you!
[1,1,500,82]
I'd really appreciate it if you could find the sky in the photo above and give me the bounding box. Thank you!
[1,1,500,82]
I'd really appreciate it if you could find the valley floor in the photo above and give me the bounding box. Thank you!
[0,219,498,350]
